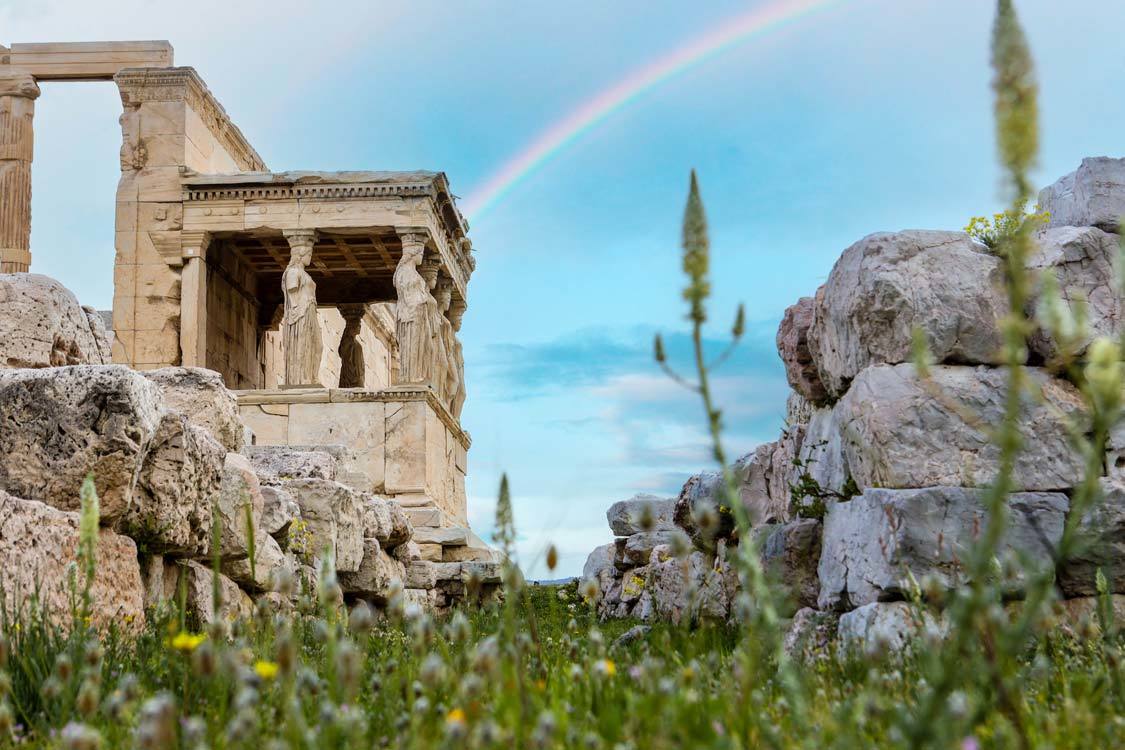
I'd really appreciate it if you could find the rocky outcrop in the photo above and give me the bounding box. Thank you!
[143,367,245,452]
[282,478,364,573]
[806,231,1009,398]
[818,488,1067,610]
[607,495,675,535]
[244,446,339,484]
[0,273,110,368]
[777,296,828,403]
[1039,156,1125,232]
[0,490,144,632]
[0,366,163,521]
[759,518,822,611]
[215,453,266,559]
[837,602,947,656]
[1027,226,1121,360]
[127,413,226,556]
[838,364,1085,492]
[1058,478,1125,597]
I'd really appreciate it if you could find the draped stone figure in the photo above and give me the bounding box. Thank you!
[337,304,366,388]
[447,300,467,419]
[394,236,436,384]
[282,231,323,385]
[433,280,460,411]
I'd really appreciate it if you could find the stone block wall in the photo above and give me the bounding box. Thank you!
[112,67,265,372]
[238,386,468,524]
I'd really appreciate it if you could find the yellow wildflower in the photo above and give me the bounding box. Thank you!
[170,632,206,652]
[596,659,616,677]
[254,660,280,680]
[446,708,466,725]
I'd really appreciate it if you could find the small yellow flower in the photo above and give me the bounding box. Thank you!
[254,660,280,680]
[596,659,616,677]
[170,632,206,652]
[446,708,466,725]
[535,679,547,691]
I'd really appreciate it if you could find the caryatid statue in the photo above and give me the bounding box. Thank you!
[433,278,461,411]
[447,298,467,419]
[394,233,437,385]
[281,229,323,386]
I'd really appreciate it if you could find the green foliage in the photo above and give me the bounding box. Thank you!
[964,201,1049,250]
[787,448,859,520]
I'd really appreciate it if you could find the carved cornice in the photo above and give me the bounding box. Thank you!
[183,181,436,202]
[114,66,266,172]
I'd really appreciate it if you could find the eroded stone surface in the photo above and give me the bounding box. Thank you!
[127,413,225,556]
[759,518,822,611]
[606,494,675,536]
[1059,478,1125,597]
[0,273,110,368]
[807,231,1008,397]
[837,602,947,656]
[283,478,364,572]
[1027,226,1122,360]
[838,364,1085,492]
[818,487,1068,610]
[244,445,339,485]
[777,295,829,403]
[1039,157,1125,232]
[0,365,163,521]
[172,559,254,624]
[339,538,404,600]
[260,485,300,538]
[0,490,143,632]
[143,367,244,451]
[215,453,266,559]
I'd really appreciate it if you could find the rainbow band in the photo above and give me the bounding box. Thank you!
[462,0,843,220]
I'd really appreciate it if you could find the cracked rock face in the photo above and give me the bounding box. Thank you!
[1058,478,1125,597]
[837,364,1086,492]
[806,230,1010,398]
[1027,226,1122,360]
[1039,157,1125,232]
[837,602,947,656]
[606,495,675,536]
[817,487,1068,610]
[143,367,245,452]
[0,273,111,369]
[776,295,829,404]
[0,365,164,521]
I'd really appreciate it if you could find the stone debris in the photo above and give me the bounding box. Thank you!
[0,273,111,368]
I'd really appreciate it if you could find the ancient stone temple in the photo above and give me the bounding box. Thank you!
[0,41,488,560]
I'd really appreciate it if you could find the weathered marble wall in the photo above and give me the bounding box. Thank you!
[112,68,265,371]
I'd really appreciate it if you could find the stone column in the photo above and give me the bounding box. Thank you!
[393,230,435,385]
[179,231,211,367]
[0,68,40,274]
[337,303,366,388]
[281,229,323,386]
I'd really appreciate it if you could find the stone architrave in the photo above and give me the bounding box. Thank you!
[337,303,366,388]
[394,232,437,385]
[281,229,323,385]
[0,67,40,273]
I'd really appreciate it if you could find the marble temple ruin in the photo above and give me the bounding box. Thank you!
[0,41,484,551]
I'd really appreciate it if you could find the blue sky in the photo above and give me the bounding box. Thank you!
[6,0,1125,576]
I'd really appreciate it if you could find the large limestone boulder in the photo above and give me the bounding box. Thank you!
[783,608,838,660]
[818,487,1068,610]
[142,368,245,452]
[223,531,293,593]
[0,366,164,521]
[647,551,734,624]
[607,494,676,535]
[735,442,791,528]
[673,471,727,547]
[338,538,405,601]
[0,490,144,632]
[0,273,110,368]
[260,485,300,539]
[759,518,822,611]
[776,295,829,404]
[806,231,1009,397]
[1058,478,1125,597]
[168,560,254,624]
[837,364,1085,492]
[794,405,851,499]
[837,602,947,656]
[1039,157,1125,232]
[126,413,226,556]
[244,446,339,484]
[622,530,678,566]
[583,542,616,582]
[215,453,266,560]
[1027,226,1121,360]
[360,495,412,548]
[282,478,364,572]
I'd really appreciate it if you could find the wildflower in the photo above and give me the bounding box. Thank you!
[61,722,102,750]
[446,707,466,726]
[170,632,206,652]
[254,660,280,681]
[594,659,616,678]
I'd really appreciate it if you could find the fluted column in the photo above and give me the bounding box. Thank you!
[0,68,40,274]
[337,303,366,388]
